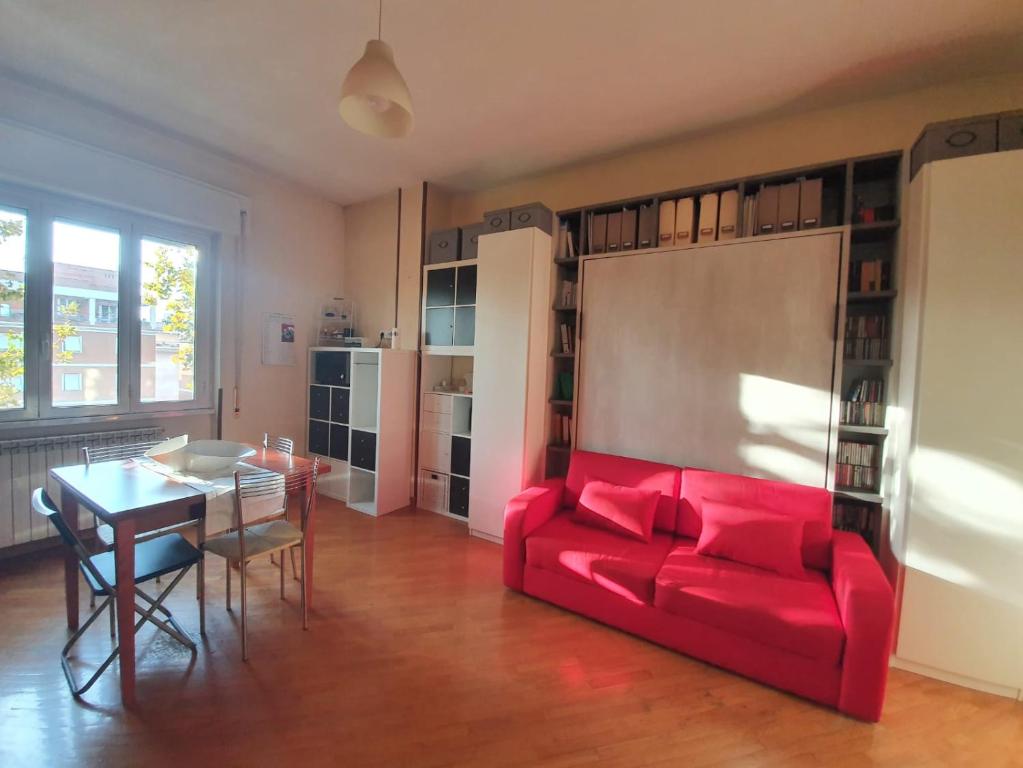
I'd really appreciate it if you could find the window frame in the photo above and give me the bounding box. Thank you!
[0,180,217,425]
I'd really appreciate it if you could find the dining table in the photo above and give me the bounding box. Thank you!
[49,444,326,706]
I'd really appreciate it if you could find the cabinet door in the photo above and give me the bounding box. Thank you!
[451,436,471,477]
[424,307,454,346]
[351,430,377,471]
[314,351,350,386]
[449,476,469,518]
[308,420,330,456]
[425,268,456,307]
[309,385,330,420]
[455,264,477,305]
[329,424,349,461]
[331,387,350,424]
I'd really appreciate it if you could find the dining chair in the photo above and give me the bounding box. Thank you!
[32,487,203,697]
[202,459,319,660]
[262,433,300,578]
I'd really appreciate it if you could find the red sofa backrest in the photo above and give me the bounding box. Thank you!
[565,450,681,534]
[678,468,833,570]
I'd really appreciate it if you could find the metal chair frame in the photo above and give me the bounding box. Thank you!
[262,434,302,579]
[32,488,201,697]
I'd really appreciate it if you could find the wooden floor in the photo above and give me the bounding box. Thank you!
[0,499,1020,768]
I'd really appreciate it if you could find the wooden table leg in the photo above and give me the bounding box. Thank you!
[60,488,80,631]
[114,519,136,706]
[303,482,316,611]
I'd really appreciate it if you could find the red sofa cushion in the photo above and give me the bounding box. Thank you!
[525,514,674,605]
[654,540,845,664]
[566,450,681,534]
[573,480,660,543]
[696,500,807,578]
[678,468,833,570]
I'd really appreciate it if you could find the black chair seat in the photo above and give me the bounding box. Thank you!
[83,533,202,596]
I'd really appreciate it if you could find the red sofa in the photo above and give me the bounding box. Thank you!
[503,450,895,721]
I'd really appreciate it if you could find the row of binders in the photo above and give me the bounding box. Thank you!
[833,502,879,546]
[841,378,886,426]
[742,178,823,237]
[589,204,658,254]
[656,191,739,247]
[836,438,880,490]
[555,222,578,261]
[558,323,575,354]
[844,313,889,361]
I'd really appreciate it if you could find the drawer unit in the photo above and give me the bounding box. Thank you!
[460,222,487,262]
[911,117,998,179]
[451,435,471,477]
[329,424,349,461]
[308,420,329,456]
[422,392,453,414]
[510,202,554,235]
[350,429,377,471]
[428,228,460,264]
[449,475,470,518]
[482,208,510,233]
[309,385,330,420]
[330,387,350,423]
[418,469,448,515]
[421,407,453,433]
[419,429,451,473]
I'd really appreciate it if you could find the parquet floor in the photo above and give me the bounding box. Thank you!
[0,499,1020,767]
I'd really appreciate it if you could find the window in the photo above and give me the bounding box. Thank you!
[0,182,214,422]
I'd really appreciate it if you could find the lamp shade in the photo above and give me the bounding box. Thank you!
[339,39,414,138]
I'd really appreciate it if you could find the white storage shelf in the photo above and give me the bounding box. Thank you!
[416,385,471,523]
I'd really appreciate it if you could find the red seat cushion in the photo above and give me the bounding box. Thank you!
[525,514,674,605]
[654,540,845,664]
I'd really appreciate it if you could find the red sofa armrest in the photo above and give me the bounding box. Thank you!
[831,530,895,721]
[503,478,565,591]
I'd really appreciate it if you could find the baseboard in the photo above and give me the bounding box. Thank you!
[890,655,1022,700]
[469,528,502,545]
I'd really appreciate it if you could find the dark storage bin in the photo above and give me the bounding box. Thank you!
[453,307,475,347]
[309,385,330,420]
[329,424,349,461]
[449,475,469,518]
[911,116,998,179]
[451,436,471,477]
[313,351,350,386]
[460,222,487,261]
[424,307,454,346]
[425,267,456,307]
[482,209,510,233]
[330,387,350,424]
[351,430,376,471]
[999,112,1023,151]
[510,202,554,235]
[455,265,476,305]
[308,420,329,456]
[428,228,460,264]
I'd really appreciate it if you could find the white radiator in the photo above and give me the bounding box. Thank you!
[0,426,164,550]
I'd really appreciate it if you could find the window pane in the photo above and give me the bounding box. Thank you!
[141,237,197,402]
[51,220,120,407]
[0,207,27,410]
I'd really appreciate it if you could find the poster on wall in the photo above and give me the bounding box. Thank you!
[262,312,297,366]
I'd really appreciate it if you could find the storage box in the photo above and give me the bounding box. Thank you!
[510,202,553,235]
[482,209,510,233]
[418,469,448,514]
[419,429,451,473]
[911,116,998,179]
[459,222,487,261]
[428,228,460,264]
[998,112,1023,151]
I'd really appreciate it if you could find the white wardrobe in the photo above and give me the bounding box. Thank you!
[468,227,552,542]
[892,149,1023,698]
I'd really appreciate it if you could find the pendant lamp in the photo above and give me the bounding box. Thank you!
[339,0,414,138]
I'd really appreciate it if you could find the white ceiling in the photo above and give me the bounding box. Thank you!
[1,1,1021,205]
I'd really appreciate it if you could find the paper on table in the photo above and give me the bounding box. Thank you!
[138,458,285,536]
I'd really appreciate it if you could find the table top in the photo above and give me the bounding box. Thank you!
[50,446,325,523]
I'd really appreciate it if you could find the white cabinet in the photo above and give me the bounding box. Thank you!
[468,227,552,542]
[892,150,1023,697]
[306,347,416,516]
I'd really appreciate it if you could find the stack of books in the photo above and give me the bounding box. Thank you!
[557,279,576,308]
[841,378,885,426]
[558,323,574,354]
[850,259,890,292]
[836,440,879,490]
[833,502,878,546]
[553,414,573,445]
[556,222,577,261]
[844,313,889,360]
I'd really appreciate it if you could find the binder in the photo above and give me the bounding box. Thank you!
[590,213,607,254]
[658,200,676,246]
[756,185,780,235]
[637,203,657,248]
[620,208,638,250]
[778,182,800,232]
[606,211,622,252]
[675,197,695,244]
[717,189,739,240]
[799,177,823,229]
[697,193,719,242]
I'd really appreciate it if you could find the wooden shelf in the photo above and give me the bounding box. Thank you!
[839,424,889,436]
[546,444,571,453]
[554,257,579,267]
[847,289,897,302]
[552,304,577,312]
[844,358,893,367]
[549,399,573,406]
[835,488,883,504]
[851,219,900,243]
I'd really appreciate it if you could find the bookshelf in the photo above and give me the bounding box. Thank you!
[547,150,902,554]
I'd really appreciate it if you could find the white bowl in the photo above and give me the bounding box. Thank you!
[182,440,256,474]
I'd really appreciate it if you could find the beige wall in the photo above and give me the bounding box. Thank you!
[445,72,1023,223]
[343,191,399,342]
[0,73,345,448]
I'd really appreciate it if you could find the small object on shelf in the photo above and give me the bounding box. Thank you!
[318,298,355,346]
[799,177,822,229]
